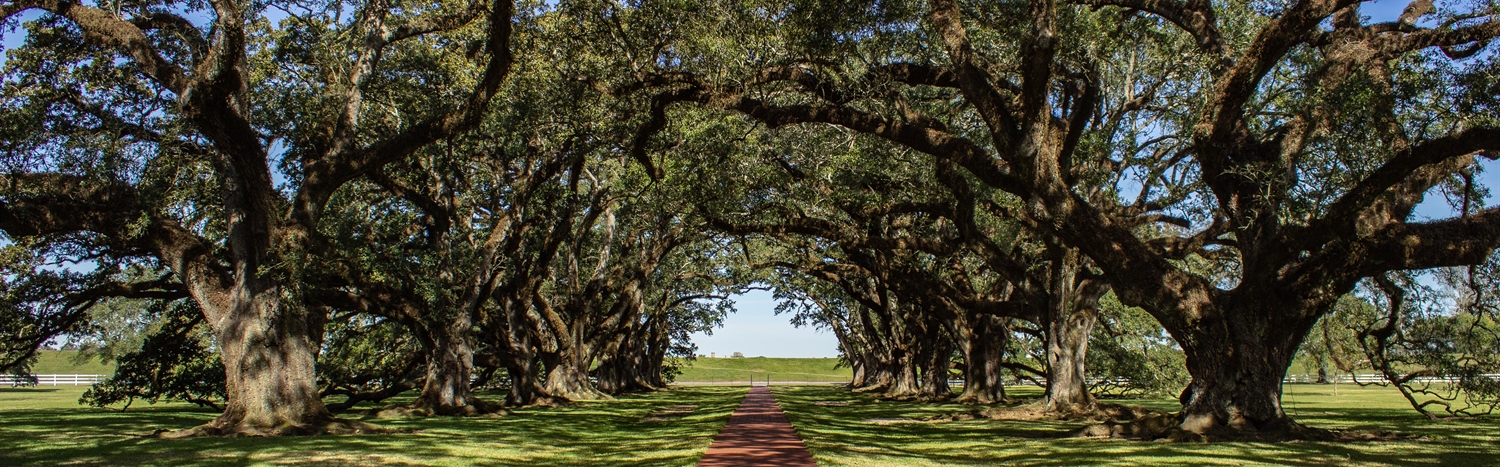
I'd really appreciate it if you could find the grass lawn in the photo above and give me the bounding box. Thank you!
[5,381,1497,466]
[774,384,1500,466]
[0,385,744,466]
[675,357,851,383]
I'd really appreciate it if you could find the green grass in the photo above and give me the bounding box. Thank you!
[0,386,744,466]
[6,378,1497,466]
[774,384,1500,466]
[675,357,851,383]
[27,350,115,375]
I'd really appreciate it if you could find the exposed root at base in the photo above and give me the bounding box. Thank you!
[875,391,955,403]
[952,394,1011,405]
[508,398,570,408]
[1070,416,1421,442]
[925,402,1164,424]
[366,400,508,419]
[160,417,397,438]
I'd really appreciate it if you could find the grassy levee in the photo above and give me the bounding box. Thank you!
[674,357,851,383]
[775,384,1500,466]
[0,386,744,466]
[25,350,115,375]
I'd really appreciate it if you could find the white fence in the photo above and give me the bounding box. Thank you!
[985,374,1500,388]
[1282,373,1500,385]
[1,374,108,386]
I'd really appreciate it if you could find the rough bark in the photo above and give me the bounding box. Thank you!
[593,329,663,394]
[884,349,923,399]
[1044,251,1105,414]
[540,348,612,401]
[919,338,954,401]
[956,314,1008,405]
[1045,308,1097,414]
[848,357,869,389]
[503,356,560,407]
[1173,302,1319,434]
[413,314,500,416]
[172,291,376,436]
[853,359,895,393]
[911,312,954,401]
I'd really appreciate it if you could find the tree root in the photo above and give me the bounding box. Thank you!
[953,393,1010,405]
[876,389,952,403]
[926,401,1164,424]
[541,386,615,402]
[850,383,890,394]
[508,397,570,408]
[367,398,507,418]
[1070,415,1419,442]
[160,416,396,438]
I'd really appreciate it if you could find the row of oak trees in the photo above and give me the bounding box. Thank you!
[1,0,1498,438]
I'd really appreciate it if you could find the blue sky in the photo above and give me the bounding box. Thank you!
[687,289,841,358]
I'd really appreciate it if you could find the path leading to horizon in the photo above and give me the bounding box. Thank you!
[697,386,819,467]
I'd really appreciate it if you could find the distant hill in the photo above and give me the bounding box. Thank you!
[673,357,851,383]
[26,350,115,375]
[22,350,852,384]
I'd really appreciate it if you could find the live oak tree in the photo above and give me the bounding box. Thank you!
[674,115,1112,408]
[309,68,585,414]
[625,0,1500,437]
[0,0,515,435]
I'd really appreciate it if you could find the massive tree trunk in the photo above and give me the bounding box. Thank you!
[593,329,661,395]
[175,285,357,436]
[854,359,896,392]
[918,341,953,401]
[917,319,953,401]
[636,313,673,389]
[1173,302,1318,434]
[504,356,555,407]
[884,348,922,399]
[848,305,895,392]
[847,354,870,388]
[1045,308,1097,414]
[415,314,499,415]
[493,295,564,407]
[591,284,663,395]
[956,314,1008,404]
[541,346,612,401]
[1044,253,1104,414]
[643,318,671,388]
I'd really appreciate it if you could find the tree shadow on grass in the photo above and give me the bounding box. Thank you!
[0,387,748,466]
[773,386,1500,467]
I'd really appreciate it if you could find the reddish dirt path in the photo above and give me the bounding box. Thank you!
[696,386,819,467]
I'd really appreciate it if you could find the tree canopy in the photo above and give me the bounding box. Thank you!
[1,0,1498,441]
